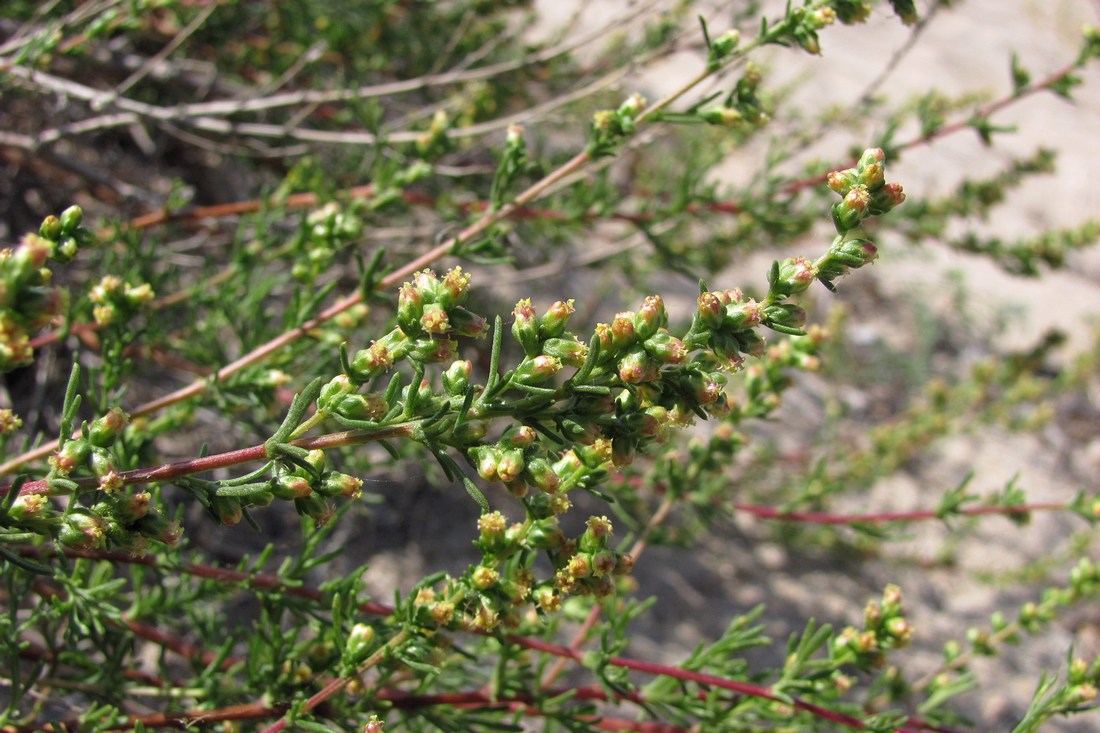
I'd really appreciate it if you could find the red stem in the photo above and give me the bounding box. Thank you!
[732,501,1066,525]
[15,544,962,733]
[4,424,412,497]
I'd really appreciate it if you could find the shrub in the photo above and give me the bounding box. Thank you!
[2,2,1099,731]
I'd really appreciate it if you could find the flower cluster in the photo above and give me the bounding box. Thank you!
[588,93,647,158]
[37,406,183,554]
[827,147,907,234]
[832,584,913,669]
[293,202,365,282]
[414,510,633,633]
[787,6,837,55]
[88,274,155,327]
[318,267,489,427]
[0,207,90,371]
[263,449,364,526]
[699,63,769,128]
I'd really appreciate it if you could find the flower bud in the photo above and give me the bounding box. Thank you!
[711,29,740,58]
[0,410,21,437]
[810,7,838,27]
[541,337,587,367]
[408,337,457,363]
[1069,658,1090,684]
[439,267,471,309]
[527,518,566,550]
[539,299,575,339]
[513,355,562,385]
[769,257,817,297]
[643,330,686,364]
[689,372,724,406]
[886,617,912,646]
[1070,683,1098,704]
[442,360,472,396]
[58,205,83,234]
[500,425,537,449]
[617,92,646,118]
[477,510,507,538]
[272,475,313,500]
[39,215,62,241]
[634,296,667,340]
[59,511,107,550]
[448,307,489,338]
[472,445,500,481]
[351,339,395,377]
[637,406,670,441]
[452,420,488,444]
[797,32,821,55]
[610,312,636,350]
[579,515,613,552]
[857,147,885,171]
[512,299,540,356]
[56,236,79,262]
[697,291,724,328]
[295,494,335,525]
[763,303,807,331]
[9,494,50,522]
[471,565,499,590]
[318,471,364,498]
[397,282,424,335]
[523,457,562,493]
[617,347,658,384]
[124,282,154,307]
[319,374,356,410]
[723,299,764,330]
[212,495,243,525]
[835,237,878,266]
[575,438,612,468]
[419,303,449,335]
[857,631,879,653]
[869,182,906,215]
[50,438,92,475]
[496,448,525,483]
[87,408,128,448]
[345,623,377,665]
[831,188,871,232]
[411,269,441,299]
[826,168,860,195]
[12,235,52,278]
[881,584,903,614]
[699,106,743,126]
[593,322,613,354]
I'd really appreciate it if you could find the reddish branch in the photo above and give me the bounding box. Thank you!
[15,544,963,733]
[16,544,395,617]
[732,501,1066,524]
[3,424,413,498]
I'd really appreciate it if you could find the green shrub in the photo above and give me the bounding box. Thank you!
[2,2,1099,731]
